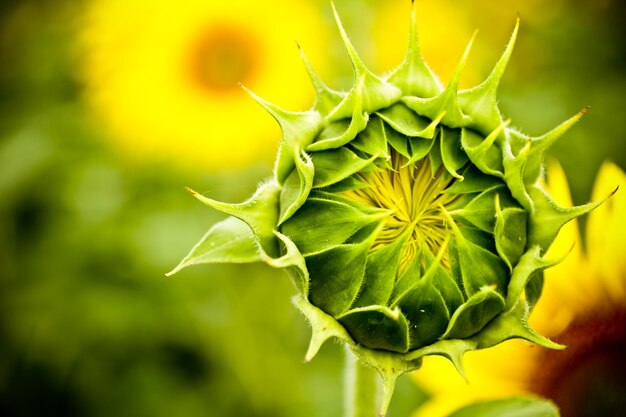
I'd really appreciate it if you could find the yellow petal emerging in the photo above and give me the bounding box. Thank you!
[586,161,626,306]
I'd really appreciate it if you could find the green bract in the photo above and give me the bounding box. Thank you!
[169,4,611,415]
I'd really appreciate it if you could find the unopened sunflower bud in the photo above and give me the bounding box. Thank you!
[169,4,612,415]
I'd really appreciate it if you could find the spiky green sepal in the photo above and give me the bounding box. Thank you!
[170,4,610,415]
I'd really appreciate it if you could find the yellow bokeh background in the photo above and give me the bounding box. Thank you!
[78,0,329,169]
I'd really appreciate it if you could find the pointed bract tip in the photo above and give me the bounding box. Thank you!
[469,29,479,46]
[495,192,502,213]
[166,252,193,277]
[331,1,365,74]
[440,203,463,237]
[465,20,517,100]
[165,259,187,277]
[237,82,258,100]
[436,234,451,260]
[304,348,318,363]
[378,375,399,417]
[445,353,469,382]
[542,241,576,269]
[330,1,340,24]
[184,186,198,196]
[493,118,512,136]
[579,106,591,117]
[459,29,478,68]
[457,365,469,383]
[480,118,510,149]
[409,0,418,35]
[433,110,447,124]
[239,83,269,105]
[446,29,478,89]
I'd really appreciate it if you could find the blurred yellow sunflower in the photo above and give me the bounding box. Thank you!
[77,0,327,169]
[412,161,626,417]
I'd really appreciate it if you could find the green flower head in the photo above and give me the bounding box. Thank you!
[169,3,613,415]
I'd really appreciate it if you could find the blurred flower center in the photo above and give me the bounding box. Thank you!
[344,152,458,272]
[188,25,258,93]
[532,309,626,417]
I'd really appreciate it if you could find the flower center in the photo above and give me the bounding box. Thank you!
[188,25,258,93]
[531,309,626,417]
[343,152,458,272]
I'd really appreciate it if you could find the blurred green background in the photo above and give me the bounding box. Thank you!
[1,0,624,416]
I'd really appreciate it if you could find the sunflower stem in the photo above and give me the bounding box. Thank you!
[344,347,381,417]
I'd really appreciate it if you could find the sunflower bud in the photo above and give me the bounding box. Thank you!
[169,4,613,414]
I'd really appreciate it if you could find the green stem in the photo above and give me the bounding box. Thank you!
[344,347,381,417]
